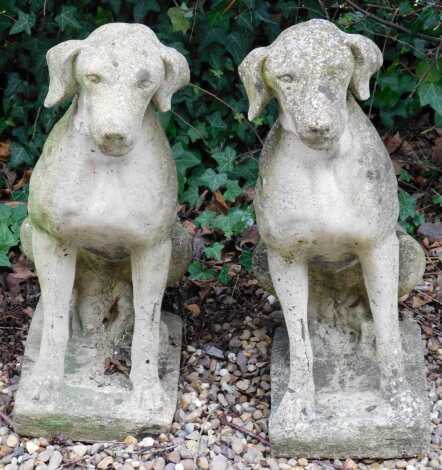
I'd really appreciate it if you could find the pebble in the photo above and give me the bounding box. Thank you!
[139,437,155,448]
[298,458,309,467]
[230,436,245,455]
[124,436,138,446]
[37,449,53,463]
[98,456,114,469]
[71,444,88,458]
[153,457,166,470]
[25,440,40,454]
[167,451,181,464]
[198,456,209,469]
[180,459,194,470]
[244,447,261,464]
[343,458,358,470]
[6,435,18,448]
[209,454,228,470]
[22,459,36,470]
[45,452,61,470]
[236,380,250,391]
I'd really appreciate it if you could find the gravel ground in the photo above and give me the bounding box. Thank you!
[0,273,440,470]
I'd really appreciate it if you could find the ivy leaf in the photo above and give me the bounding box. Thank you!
[167,4,192,34]
[232,159,259,186]
[188,261,216,281]
[203,242,224,261]
[199,169,228,192]
[182,184,201,207]
[398,189,417,222]
[207,111,227,129]
[0,251,11,267]
[55,6,81,31]
[0,222,17,252]
[223,180,242,202]
[239,249,253,272]
[109,0,122,15]
[9,10,36,35]
[212,146,236,172]
[418,82,442,115]
[416,59,442,83]
[9,143,34,169]
[225,31,251,65]
[195,210,217,228]
[173,143,201,176]
[213,207,254,238]
[218,264,231,285]
[133,0,160,22]
[432,194,442,206]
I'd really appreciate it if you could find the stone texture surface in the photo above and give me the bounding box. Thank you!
[239,18,431,457]
[14,306,182,441]
[270,320,431,458]
[14,23,190,438]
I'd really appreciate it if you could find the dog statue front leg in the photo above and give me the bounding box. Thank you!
[267,247,315,420]
[129,238,171,410]
[29,227,77,401]
[359,233,411,409]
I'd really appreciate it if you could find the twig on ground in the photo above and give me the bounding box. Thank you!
[0,411,16,432]
[220,413,271,446]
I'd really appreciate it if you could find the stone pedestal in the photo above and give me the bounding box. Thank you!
[14,303,182,441]
[270,320,430,458]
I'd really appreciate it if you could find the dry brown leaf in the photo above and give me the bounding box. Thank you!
[213,191,229,213]
[432,136,442,164]
[185,303,201,316]
[383,132,402,154]
[0,141,10,161]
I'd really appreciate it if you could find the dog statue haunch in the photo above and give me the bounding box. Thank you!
[240,20,430,457]
[14,23,190,439]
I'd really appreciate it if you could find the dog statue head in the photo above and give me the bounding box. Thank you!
[239,19,382,150]
[44,23,190,157]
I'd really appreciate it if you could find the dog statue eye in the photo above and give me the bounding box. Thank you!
[136,79,152,89]
[278,74,294,83]
[86,74,102,84]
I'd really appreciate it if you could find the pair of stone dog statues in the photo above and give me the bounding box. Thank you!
[14,20,431,458]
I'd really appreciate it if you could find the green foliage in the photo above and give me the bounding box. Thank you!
[398,189,425,234]
[0,0,440,273]
[0,204,27,267]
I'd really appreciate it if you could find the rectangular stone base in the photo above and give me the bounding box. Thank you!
[270,320,431,459]
[13,309,182,441]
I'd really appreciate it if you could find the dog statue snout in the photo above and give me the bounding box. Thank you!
[99,131,133,157]
[306,123,331,136]
[104,132,126,143]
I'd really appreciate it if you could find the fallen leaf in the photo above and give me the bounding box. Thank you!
[185,303,201,316]
[432,136,442,164]
[383,132,402,154]
[0,141,11,161]
[213,190,229,213]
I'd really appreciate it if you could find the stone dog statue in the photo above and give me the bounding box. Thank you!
[14,23,191,439]
[240,20,430,457]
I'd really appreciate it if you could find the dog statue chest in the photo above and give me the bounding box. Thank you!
[30,124,177,247]
[254,121,397,250]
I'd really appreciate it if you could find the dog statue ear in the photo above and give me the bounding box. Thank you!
[153,46,190,113]
[345,34,383,101]
[239,47,271,121]
[44,40,84,108]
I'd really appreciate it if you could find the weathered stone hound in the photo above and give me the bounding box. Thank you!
[240,19,430,457]
[14,23,191,439]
